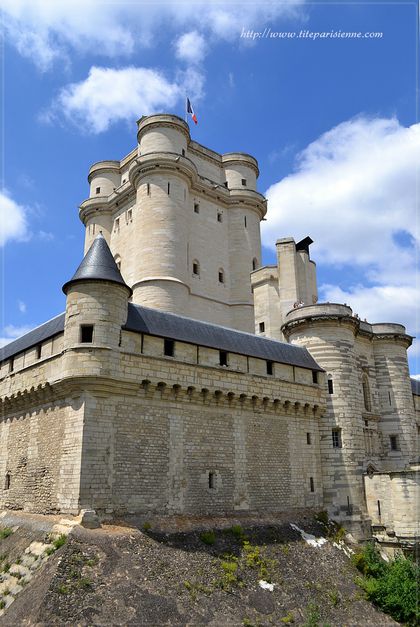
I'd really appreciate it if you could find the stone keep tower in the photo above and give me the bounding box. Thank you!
[79,114,267,333]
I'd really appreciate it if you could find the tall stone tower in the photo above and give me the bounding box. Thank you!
[79,114,267,333]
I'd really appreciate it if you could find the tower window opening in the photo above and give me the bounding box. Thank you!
[362,374,371,412]
[36,344,42,360]
[266,360,273,376]
[219,351,228,367]
[9,358,14,373]
[347,496,352,515]
[310,477,314,492]
[114,218,120,233]
[192,260,200,276]
[388,391,392,405]
[164,338,174,357]
[95,187,101,194]
[377,500,381,518]
[217,212,223,223]
[241,178,247,186]
[182,149,185,156]
[244,216,247,227]
[389,435,399,451]
[4,473,10,490]
[80,325,94,344]
[312,370,318,384]
[218,269,225,284]
[167,182,170,195]
[306,432,311,445]
[194,203,200,214]
[332,428,342,448]
[328,377,334,394]
[147,183,150,196]
[208,472,216,489]
[127,209,132,223]
[259,321,265,333]
[252,258,258,271]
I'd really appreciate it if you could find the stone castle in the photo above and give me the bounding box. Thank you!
[1,114,419,547]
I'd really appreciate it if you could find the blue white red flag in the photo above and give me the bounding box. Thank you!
[186,98,198,124]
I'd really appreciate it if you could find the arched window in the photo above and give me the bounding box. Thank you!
[218,268,225,284]
[252,258,258,271]
[362,374,371,412]
[4,473,10,490]
[192,260,200,276]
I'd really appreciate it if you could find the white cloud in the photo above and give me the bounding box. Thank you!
[45,66,192,134]
[1,0,305,70]
[18,300,27,313]
[262,116,420,338]
[0,324,34,348]
[175,31,207,65]
[0,190,30,246]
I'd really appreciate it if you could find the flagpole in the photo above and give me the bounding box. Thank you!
[185,96,187,123]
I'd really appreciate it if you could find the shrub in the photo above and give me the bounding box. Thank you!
[353,543,419,625]
[142,522,152,532]
[0,528,13,540]
[200,531,216,546]
[53,534,67,550]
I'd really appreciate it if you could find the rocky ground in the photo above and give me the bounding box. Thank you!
[0,514,398,626]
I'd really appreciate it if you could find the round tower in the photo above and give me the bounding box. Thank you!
[62,234,131,377]
[282,304,371,537]
[222,153,263,332]
[129,114,192,314]
[371,323,415,466]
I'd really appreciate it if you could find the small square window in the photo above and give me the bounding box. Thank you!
[312,370,318,384]
[164,338,174,357]
[307,432,311,445]
[95,187,101,194]
[194,203,200,214]
[266,360,273,376]
[223,181,228,188]
[219,351,228,367]
[217,212,223,222]
[332,428,342,448]
[390,435,399,451]
[241,178,247,186]
[80,325,94,343]
[259,322,265,333]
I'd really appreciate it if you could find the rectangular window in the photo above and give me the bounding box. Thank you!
[192,262,199,276]
[9,358,14,373]
[388,391,392,405]
[164,338,174,357]
[127,209,132,222]
[266,360,273,376]
[377,500,381,517]
[114,218,120,232]
[328,378,334,394]
[208,472,216,489]
[217,212,223,222]
[259,322,265,333]
[332,428,342,448]
[219,350,228,367]
[310,477,314,492]
[95,186,101,194]
[167,182,170,195]
[182,149,185,156]
[36,344,42,360]
[80,325,94,343]
[241,178,247,186]
[312,370,318,384]
[147,183,150,196]
[218,271,224,284]
[307,432,311,445]
[390,435,399,451]
[194,203,200,214]
[224,181,228,188]
[244,216,247,227]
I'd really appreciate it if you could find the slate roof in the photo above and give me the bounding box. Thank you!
[411,377,420,396]
[0,304,323,372]
[0,313,65,363]
[62,233,131,295]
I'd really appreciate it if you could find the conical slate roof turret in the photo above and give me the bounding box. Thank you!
[62,233,132,295]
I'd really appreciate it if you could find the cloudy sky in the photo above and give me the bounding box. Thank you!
[1,0,419,373]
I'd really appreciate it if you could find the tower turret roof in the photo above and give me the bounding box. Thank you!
[62,233,132,295]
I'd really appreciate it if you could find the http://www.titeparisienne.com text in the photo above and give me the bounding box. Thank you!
[240,28,383,40]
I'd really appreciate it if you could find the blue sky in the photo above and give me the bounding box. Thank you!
[1,0,419,373]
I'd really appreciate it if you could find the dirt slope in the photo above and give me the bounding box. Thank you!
[1,516,398,626]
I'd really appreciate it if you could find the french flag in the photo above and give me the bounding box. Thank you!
[186,97,198,124]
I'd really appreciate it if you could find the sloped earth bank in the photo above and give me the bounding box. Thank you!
[1,516,398,626]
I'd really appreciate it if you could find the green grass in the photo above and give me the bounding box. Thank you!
[352,543,419,626]
[0,528,13,540]
[53,534,67,550]
[199,530,216,546]
[0,600,5,609]
[142,522,152,532]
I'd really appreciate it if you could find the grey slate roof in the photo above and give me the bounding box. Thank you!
[411,377,420,396]
[62,233,131,295]
[0,304,323,372]
[124,304,323,371]
[0,313,65,362]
